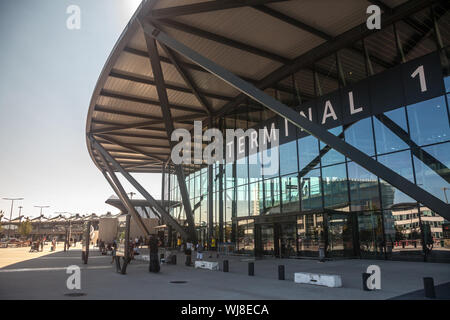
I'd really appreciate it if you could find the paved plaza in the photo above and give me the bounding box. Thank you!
[0,246,449,300]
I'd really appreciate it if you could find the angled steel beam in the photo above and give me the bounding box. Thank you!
[160,43,213,114]
[91,113,206,134]
[148,0,289,19]
[154,18,290,64]
[375,114,450,183]
[141,21,450,218]
[142,32,197,242]
[100,89,207,115]
[96,151,150,236]
[213,0,440,118]
[91,136,189,239]
[124,46,313,98]
[109,69,233,101]
[93,134,167,162]
[94,105,163,121]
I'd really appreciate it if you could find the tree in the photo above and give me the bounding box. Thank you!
[18,221,32,238]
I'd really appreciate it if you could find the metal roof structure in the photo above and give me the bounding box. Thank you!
[86,0,449,174]
[86,0,450,240]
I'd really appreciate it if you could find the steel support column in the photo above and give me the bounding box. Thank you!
[96,152,150,236]
[140,21,450,219]
[90,137,190,239]
[142,32,197,242]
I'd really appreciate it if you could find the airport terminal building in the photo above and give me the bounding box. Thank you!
[86,0,450,262]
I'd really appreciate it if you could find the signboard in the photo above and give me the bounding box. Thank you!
[115,215,130,258]
[233,51,445,158]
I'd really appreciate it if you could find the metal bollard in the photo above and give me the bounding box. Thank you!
[223,260,229,272]
[423,277,436,298]
[278,265,285,280]
[362,273,371,291]
[248,262,254,276]
[185,254,191,266]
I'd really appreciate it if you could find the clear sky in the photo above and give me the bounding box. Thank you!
[0,0,162,219]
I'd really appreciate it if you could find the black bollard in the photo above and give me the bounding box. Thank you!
[223,260,229,272]
[362,273,371,291]
[423,277,436,298]
[278,265,285,280]
[185,254,191,266]
[171,254,177,265]
[248,262,254,276]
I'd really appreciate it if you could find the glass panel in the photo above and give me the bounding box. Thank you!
[194,173,200,198]
[249,181,264,216]
[327,213,354,257]
[260,224,274,255]
[280,174,300,213]
[248,152,262,182]
[200,170,207,196]
[357,211,384,258]
[263,178,281,214]
[374,108,409,154]
[413,142,450,203]
[344,118,375,156]
[300,168,322,211]
[298,135,319,171]
[347,161,380,211]
[384,207,423,261]
[322,163,349,211]
[378,150,415,208]
[262,146,279,179]
[225,162,234,189]
[297,214,325,257]
[445,76,450,93]
[280,140,298,175]
[225,189,234,223]
[236,184,249,217]
[320,126,345,166]
[407,96,450,146]
[279,223,297,258]
[236,156,248,186]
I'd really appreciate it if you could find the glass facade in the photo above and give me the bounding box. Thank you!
[165,67,450,262]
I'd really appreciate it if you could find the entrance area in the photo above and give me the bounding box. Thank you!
[253,211,368,259]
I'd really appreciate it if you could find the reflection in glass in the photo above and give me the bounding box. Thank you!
[248,152,262,182]
[374,108,409,154]
[322,163,349,210]
[263,178,281,214]
[249,182,264,216]
[407,96,450,146]
[378,150,415,208]
[280,140,298,175]
[298,135,319,171]
[281,174,300,213]
[320,126,345,166]
[347,161,380,211]
[357,211,384,258]
[413,142,450,203]
[236,185,249,217]
[345,118,375,156]
[236,156,248,186]
[300,169,322,211]
[297,214,324,257]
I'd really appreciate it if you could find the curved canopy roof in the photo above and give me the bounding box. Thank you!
[86,0,449,174]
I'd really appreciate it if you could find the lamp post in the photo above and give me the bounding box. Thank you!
[35,206,50,240]
[2,197,24,239]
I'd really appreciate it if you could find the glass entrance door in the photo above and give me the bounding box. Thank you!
[260,225,275,256]
[327,213,355,257]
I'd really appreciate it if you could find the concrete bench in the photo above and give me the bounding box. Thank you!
[194,260,219,271]
[294,272,342,288]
